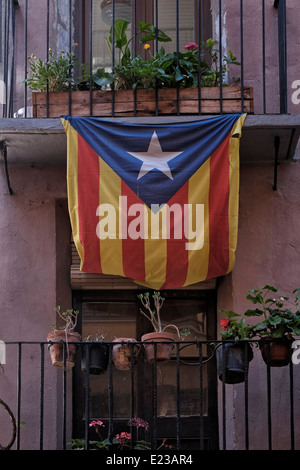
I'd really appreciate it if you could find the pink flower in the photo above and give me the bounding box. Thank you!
[89,419,105,428]
[184,42,198,52]
[128,417,149,430]
[115,432,131,445]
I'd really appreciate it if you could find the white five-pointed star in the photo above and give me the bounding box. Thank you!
[127,131,183,180]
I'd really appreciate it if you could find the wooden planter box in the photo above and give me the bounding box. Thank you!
[32,85,253,118]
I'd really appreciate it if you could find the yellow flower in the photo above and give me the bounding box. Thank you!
[144,43,150,50]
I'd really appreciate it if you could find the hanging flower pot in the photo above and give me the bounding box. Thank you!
[81,342,109,375]
[47,330,81,369]
[216,342,253,384]
[112,338,140,371]
[141,332,175,364]
[259,337,292,367]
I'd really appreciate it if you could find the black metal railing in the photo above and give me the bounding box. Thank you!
[0,0,294,118]
[0,339,298,450]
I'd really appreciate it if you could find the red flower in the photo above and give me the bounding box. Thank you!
[220,319,230,330]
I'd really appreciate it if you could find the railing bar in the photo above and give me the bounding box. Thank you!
[244,342,249,450]
[84,344,90,450]
[277,0,288,113]
[133,0,137,117]
[218,0,223,114]
[197,0,202,115]
[39,343,45,450]
[289,360,295,450]
[16,342,22,450]
[3,0,9,118]
[111,0,115,117]
[152,343,158,450]
[176,343,181,450]
[108,344,114,442]
[266,343,272,450]
[24,0,28,117]
[68,0,72,116]
[89,0,93,116]
[198,342,204,450]
[46,0,49,118]
[221,343,226,450]
[176,0,180,116]
[262,0,266,114]
[9,0,17,117]
[62,343,67,450]
[239,0,244,113]
[154,0,159,116]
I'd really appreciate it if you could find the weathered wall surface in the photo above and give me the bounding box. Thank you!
[0,163,72,449]
[218,159,300,449]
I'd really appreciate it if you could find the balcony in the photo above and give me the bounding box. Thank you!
[0,339,299,451]
[0,0,299,177]
[0,0,297,117]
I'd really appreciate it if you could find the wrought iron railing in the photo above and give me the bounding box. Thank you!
[0,339,298,450]
[0,0,293,118]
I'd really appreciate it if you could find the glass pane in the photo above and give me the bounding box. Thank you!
[82,301,137,419]
[152,298,209,417]
[92,0,132,70]
[157,362,208,417]
[155,0,195,53]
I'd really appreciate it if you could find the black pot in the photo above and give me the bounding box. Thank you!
[81,342,109,375]
[216,342,253,384]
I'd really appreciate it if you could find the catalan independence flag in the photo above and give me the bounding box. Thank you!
[61,114,246,289]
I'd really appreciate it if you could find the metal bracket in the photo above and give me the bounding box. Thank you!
[0,141,14,195]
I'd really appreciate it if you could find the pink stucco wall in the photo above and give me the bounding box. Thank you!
[0,164,72,449]
[218,159,300,449]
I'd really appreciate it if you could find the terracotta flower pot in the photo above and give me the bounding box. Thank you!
[112,338,140,371]
[259,337,292,367]
[141,332,175,364]
[47,330,81,369]
[216,342,253,384]
[81,342,109,375]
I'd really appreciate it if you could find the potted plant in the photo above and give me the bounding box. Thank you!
[138,291,189,364]
[244,285,300,367]
[27,20,253,117]
[112,337,140,371]
[47,306,81,369]
[216,310,256,384]
[81,332,109,375]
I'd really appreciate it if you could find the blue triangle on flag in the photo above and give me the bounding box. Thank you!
[62,115,242,210]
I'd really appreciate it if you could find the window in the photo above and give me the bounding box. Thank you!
[73,289,218,450]
[84,0,211,72]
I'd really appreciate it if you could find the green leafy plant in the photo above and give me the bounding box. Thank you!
[25,47,79,92]
[98,21,241,90]
[138,291,190,339]
[219,311,256,341]
[199,38,241,87]
[244,285,300,340]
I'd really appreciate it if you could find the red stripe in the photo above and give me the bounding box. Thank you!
[206,134,231,279]
[121,179,146,282]
[77,134,102,273]
[161,181,189,289]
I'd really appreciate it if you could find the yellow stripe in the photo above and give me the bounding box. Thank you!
[98,157,124,277]
[62,118,84,265]
[143,205,167,288]
[227,114,246,274]
[184,157,210,286]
